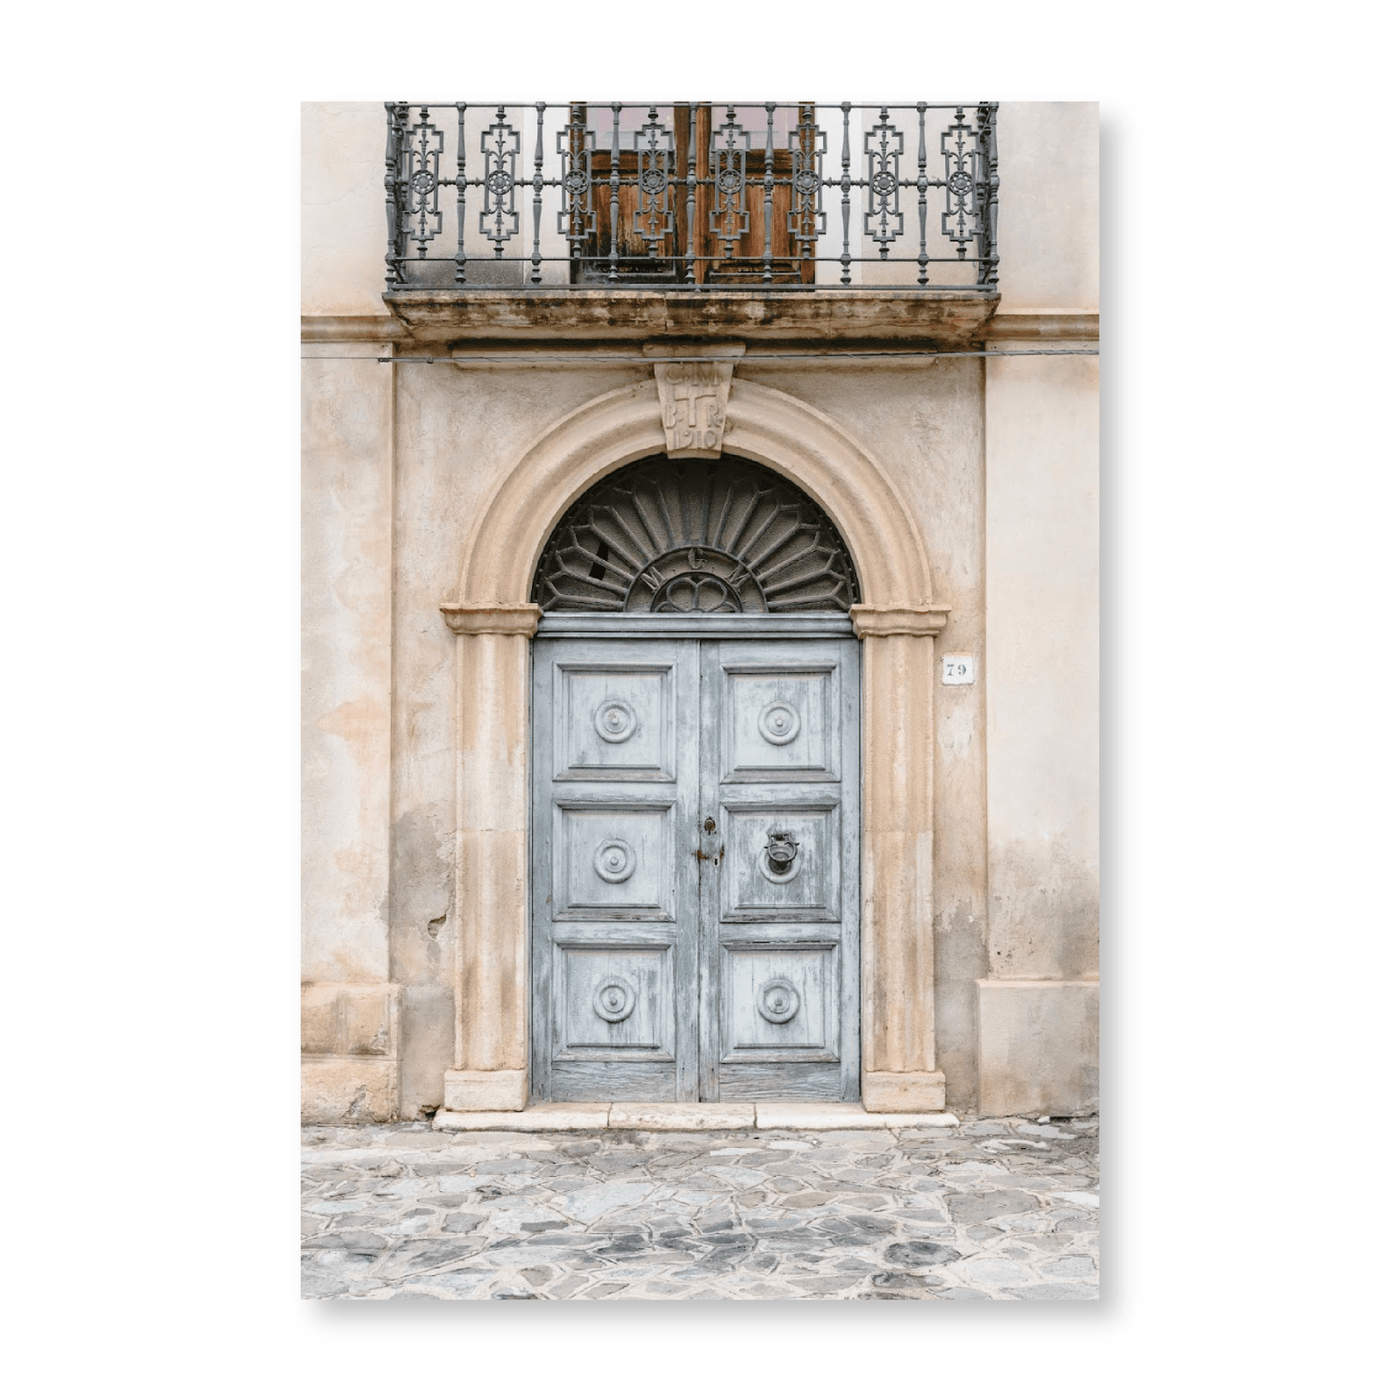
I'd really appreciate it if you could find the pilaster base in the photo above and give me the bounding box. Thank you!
[861,1070,947,1113]
[443,1069,529,1112]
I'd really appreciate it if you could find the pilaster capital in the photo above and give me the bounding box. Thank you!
[849,603,952,638]
[440,603,542,637]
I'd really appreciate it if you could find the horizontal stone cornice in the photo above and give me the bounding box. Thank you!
[981,309,1098,341]
[301,314,405,343]
[303,305,1096,348]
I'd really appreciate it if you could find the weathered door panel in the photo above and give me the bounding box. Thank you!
[701,640,860,1102]
[552,660,678,780]
[719,796,842,923]
[532,639,700,1102]
[718,662,841,782]
[551,799,678,921]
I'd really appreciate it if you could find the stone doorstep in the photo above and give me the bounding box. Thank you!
[432,1103,960,1133]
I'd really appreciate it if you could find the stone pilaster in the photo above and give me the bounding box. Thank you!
[851,604,951,1112]
[440,603,541,1111]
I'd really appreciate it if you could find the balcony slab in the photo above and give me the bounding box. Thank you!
[383,287,1000,346]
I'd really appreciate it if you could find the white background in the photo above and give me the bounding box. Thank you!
[4,4,1394,1394]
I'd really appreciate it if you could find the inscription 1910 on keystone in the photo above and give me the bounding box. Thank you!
[648,344,743,459]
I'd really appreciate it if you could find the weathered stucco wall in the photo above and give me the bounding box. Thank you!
[302,104,388,318]
[995,102,1099,312]
[985,353,1099,985]
[976,978,1099,1116]
[301,99,1099,1121]
[301,345,399,1119]
[977,101,1099,1115]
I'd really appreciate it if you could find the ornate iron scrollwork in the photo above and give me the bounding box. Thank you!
[633,107,675,256]
[940,107,981,260]
[710,106,751,256]
[531,456,859,614]
[404,107,444,259]
[479,107,520,253]
[557,104,597,256]
[385,102,999,290]
[864,107,904,252]
[787,104,826,260]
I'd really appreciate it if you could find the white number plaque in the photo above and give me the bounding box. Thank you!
[941,655,977,685]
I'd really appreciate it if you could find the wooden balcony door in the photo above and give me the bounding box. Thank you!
[572,104,819,285]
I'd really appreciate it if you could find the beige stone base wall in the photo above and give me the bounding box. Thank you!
[300,982,403,1120]
[975,979,1099,1117]
[302,1058,400,1122]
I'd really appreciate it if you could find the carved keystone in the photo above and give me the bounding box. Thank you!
[644,341,745,459]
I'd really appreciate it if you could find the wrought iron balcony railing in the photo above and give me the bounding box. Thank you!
[385,102,998,293]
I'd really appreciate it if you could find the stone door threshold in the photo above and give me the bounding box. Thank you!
[433,1102,960,1132]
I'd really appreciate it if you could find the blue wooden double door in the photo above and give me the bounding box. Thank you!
[531,630,861,1102]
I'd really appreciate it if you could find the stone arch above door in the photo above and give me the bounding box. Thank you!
[446,378,937,615]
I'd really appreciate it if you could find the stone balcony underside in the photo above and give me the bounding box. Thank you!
[383,287,1000,346]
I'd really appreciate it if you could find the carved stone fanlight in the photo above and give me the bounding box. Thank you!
[531,455,859,615]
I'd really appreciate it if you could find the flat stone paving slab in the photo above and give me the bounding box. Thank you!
[434,1105,612,1131]
[302,1114,1098,1301]
[433,1103,962,1133]
[604,1103,757,1131]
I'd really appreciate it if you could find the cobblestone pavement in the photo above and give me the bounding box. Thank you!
[302,1115,1098,1300]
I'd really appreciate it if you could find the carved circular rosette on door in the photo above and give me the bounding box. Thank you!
[593,838,637,884]
[594,978,637,1024]
[593,698,637,744]
[757,977,801,1024]
[757,700,801,746]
